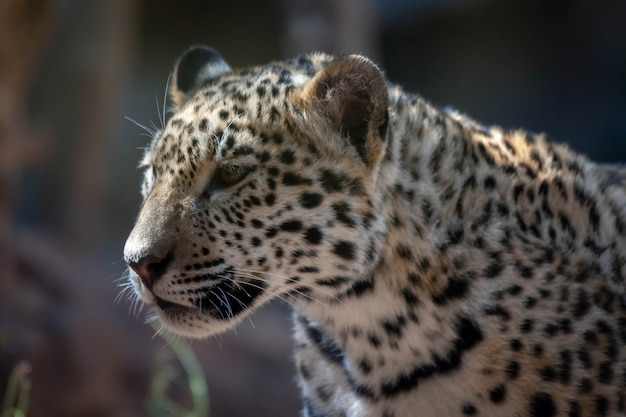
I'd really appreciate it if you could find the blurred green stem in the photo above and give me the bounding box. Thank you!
[148,323,209,417]
[1,361,31,417]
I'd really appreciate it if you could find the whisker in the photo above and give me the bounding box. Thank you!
[217,288,234,318]
[161,72,172,128]
[234,268,344,305]
[125,115,157,137]
[154,95,162,131]
[225,273,314,315]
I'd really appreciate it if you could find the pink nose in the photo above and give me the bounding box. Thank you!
[127,253,172,290]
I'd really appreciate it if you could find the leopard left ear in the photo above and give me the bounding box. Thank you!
[298,54,389,167]
[169,45,231,109]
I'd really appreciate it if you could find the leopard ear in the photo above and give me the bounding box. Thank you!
[298,54,389,167]
[170,46,231,109]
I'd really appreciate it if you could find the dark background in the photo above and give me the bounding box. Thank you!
[1,0,625,416]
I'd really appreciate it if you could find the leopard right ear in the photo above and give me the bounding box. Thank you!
[169,46,231,109]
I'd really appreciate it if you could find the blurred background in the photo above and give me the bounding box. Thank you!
[1,0,625,416]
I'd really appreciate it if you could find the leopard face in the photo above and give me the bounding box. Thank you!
[124,47,390,337]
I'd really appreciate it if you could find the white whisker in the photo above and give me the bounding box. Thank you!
[125,115,158,137]
[154,95,162,131]
[161,72,172,128]
[234,268,343,305]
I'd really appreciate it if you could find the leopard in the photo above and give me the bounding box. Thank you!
[123,45,626,417]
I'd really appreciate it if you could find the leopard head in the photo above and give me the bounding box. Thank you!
[124,46,390,337]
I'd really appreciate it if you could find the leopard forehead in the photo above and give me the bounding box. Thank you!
[143,53,335,190]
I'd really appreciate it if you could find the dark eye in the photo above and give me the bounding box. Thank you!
[213,165,251,189]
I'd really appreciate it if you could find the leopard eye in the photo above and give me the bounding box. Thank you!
[213,165,251,189]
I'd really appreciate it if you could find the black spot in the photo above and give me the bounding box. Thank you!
[509,339,523,351]
[368,334,381,347]
[558,350,572,383]
[320,169,346,193]
[302,317,343,364]
[540,366,557,381]
[578,378,593,393]
[568,401,581,417]
[218,109,229,120]
[513,184,524,202]
[233,145,254,156]
[283,172,312,186]
[267,166,280,176]
[251,219,264,228]
[358,358,373,375]
[396,244,413,260]
[316,276,349,287]
[595,396,609,416]
[332,202,356,227]
[544,323,559,337]
[573,288,590,317]
[505,361,520,379]
[271,133,283,144]
[333,241,356,260]
[520,319,534,333]
[529,392,556,417]
[264,193,276,206]
[489,384,506,403]
[298,363,311,380]
[269,106,280,122]
[447,227,464,245]
[280,220,303,232]
[256,151,271,163]
[280,149,296,164]
[483,262,503,279]
[524,296,538,308]
[401,288,419,307]
[432,275,470,305]
[507,284,523,295]
[344,279,374,298]
[462,404,477,415]
[598,361,613,384]
[483,175,496,189]
[224,134,235,149]
[577,348,592,369]
[304,227,323,245]
[382,315,406,338]
[300,192,324,208]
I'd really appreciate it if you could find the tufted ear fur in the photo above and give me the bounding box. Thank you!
[170,45,231,109]
[298,55,389,168]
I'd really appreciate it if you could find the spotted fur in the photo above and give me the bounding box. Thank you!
[124,46,626,417]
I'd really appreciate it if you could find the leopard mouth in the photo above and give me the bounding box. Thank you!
[152,276,267,322]
[155,296,188,312]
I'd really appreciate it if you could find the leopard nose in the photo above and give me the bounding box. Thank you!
[127,253,173,290]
